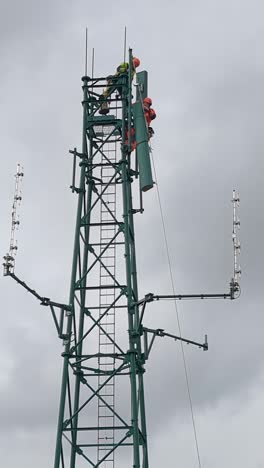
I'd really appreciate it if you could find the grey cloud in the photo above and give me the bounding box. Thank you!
[1,0,263,466]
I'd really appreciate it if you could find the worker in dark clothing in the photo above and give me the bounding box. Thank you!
[99,57,140,115]
[143,97,156,139]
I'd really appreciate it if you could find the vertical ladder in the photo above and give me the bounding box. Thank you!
[97,136,117,467]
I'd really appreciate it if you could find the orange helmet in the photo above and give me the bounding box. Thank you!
[143,97,152,106]
[133,57,140,68]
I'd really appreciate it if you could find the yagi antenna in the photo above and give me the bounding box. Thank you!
[230,189,241,297]
[3,164,24,276]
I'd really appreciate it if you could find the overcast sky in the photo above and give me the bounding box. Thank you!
[0,0,263,467]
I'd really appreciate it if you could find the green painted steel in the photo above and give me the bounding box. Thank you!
[133,101,154,192]
[53,49,150,468]
[136,71,148,101]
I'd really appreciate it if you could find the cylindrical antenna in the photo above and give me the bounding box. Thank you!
[123,26,127,63]
[3,163,24,275]
[85,27,88,76]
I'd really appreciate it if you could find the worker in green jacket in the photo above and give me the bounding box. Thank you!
[99,57,140,115]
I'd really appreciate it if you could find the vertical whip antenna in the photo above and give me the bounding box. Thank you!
[92,47,95,79]
[230,189,241,296]
[3,163,24,276]
[85,27,88,76]
[123,26,127,63]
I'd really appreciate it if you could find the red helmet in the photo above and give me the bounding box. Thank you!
[143,97,152,106]
[133,57,140,68]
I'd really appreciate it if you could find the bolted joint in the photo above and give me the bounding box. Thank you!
[145,292,154,303]
[40,297,50,306]
[79,159,89,168]
[63,419,70,429]
[59,333,70,345]
[70,185,83,194]
[121,285,128,296]
[140,354,147,367]
[88,244,95,253]
[84,308,91,316]
[137,354,146,369]
[76,446,83,455]
[230,278,240,299]
[125,349,137,362]
[126,428,133,438]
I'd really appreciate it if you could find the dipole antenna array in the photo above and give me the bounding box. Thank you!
[232,190,241,285]
[3,164,24,276]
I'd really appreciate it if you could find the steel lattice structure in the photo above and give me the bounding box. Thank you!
[54,50,151,468]
[3,48,240,468]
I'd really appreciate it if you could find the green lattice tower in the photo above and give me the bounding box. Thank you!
[54,49,150,468]
[2,45,239,468]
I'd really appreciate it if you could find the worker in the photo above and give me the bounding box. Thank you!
[99,57,140,115]
[143,97,156,139]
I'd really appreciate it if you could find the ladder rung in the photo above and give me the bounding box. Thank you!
[97,362,114,366]
[98,339,115,342]
[100,274,115,278]
[101,381,114,385]
[99,322,115,326]
[98,406,114,410]
[98,410,114,412]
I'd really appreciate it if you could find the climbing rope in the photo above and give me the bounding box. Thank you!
[134,74,203,467]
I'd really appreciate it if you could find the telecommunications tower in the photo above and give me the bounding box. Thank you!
[4,49,240,468]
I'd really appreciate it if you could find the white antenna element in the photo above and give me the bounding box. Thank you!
[232,189,241,284]
[3,164,24,276]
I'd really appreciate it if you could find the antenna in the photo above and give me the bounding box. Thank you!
[92,47,95,79]
[123,26,127,63]
[85,27,88,76]
[3,164,24,276]
[230,189,241,297]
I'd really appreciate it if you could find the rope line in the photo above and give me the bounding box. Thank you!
[134,74,202,467]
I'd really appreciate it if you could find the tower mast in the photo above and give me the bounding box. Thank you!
[54,48,152,468]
